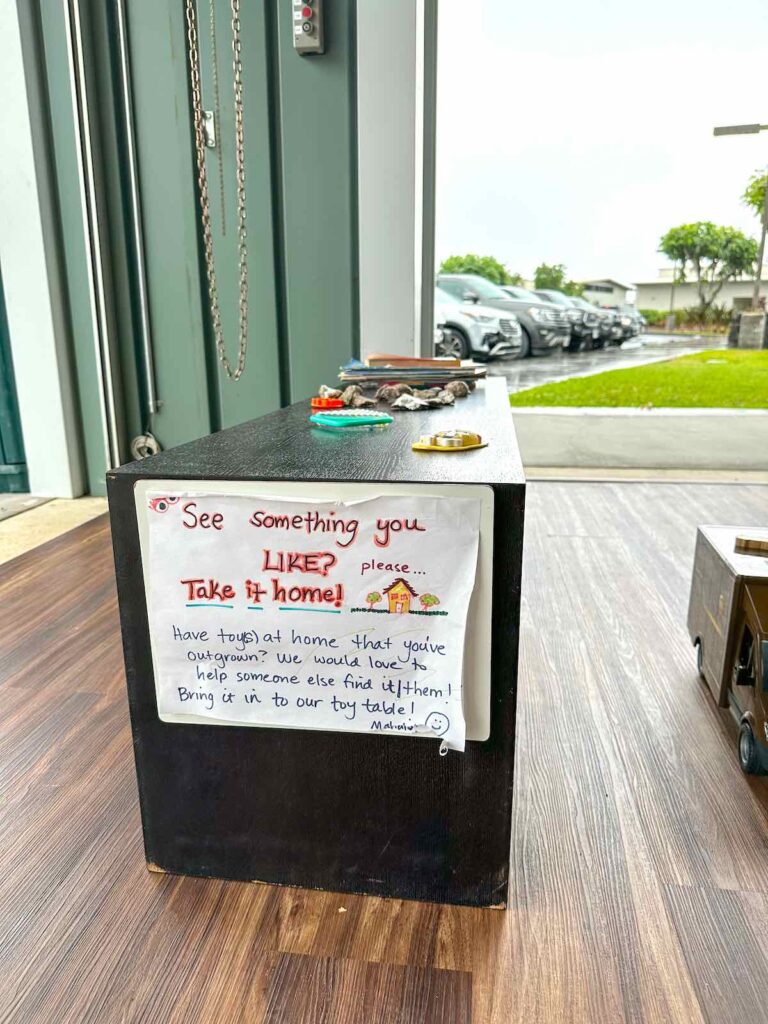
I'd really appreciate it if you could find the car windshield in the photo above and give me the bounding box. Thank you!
[535,290,570,307]
[504,286,542,303]
[570,297,597,311]
[439,276,509,301]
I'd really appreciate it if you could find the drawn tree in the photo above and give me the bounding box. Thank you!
[419,593,440,611]
[366,591,382,610]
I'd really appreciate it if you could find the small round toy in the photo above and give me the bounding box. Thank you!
[412,430,487,453]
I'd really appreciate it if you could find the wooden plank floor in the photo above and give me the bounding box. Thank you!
[1,483,767,1024]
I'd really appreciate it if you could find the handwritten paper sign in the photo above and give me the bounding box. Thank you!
[143,491,482,751]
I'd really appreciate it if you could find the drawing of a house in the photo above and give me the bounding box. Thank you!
[383,578,418,614]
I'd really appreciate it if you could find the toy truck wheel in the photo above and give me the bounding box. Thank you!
[695,639,704,678]
[738,722,763,775]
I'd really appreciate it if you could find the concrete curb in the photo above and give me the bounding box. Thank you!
[511,407,768,470]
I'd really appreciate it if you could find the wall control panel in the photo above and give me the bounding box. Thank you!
[292,0,324,55]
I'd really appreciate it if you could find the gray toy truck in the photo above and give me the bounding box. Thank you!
[688,526,768,774]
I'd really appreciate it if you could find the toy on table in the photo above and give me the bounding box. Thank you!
[310,396,343,410]
[309,409,393,431]
[412,430,487,453]
[688,526,768,774]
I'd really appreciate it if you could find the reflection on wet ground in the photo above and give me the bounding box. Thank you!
[488,333,727,393]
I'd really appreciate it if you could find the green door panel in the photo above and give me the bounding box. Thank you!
[125,0,358,420]
[276,0,359,401]
[123,0,214,448]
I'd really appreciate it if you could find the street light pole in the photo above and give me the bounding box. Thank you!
[713,123,768,136]
[713,122,767,310]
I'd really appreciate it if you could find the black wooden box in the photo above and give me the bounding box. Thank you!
[107,378,525,907]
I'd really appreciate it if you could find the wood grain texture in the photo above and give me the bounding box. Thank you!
[662,884,768,1024]
[262,953,471,1024]
[1,482,767,1023]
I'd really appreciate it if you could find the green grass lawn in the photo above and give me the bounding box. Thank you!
[508,350,768,409]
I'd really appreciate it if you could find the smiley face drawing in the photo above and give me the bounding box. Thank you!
[424,712,450,737]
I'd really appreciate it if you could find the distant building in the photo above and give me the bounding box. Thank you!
[581,279,634,307]
[634,267,768,312]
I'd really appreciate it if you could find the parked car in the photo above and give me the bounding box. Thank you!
[532,288,600,352]
[437,275,570,357]
[570,297,619,347]
[610,304,646,339]
[434,287,521,360]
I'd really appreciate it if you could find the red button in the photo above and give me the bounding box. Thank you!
[302,5,312,16]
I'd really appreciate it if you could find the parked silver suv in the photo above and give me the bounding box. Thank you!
[434,287,522,360]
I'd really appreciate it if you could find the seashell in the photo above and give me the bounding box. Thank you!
[340,385,363,406]
[350,393,376,408]
[376,383,413,403]
[423,391,454,407]
[391,394,430,411]
[416,388,441,400]
[318,384,342,399]
[444,380,469,398]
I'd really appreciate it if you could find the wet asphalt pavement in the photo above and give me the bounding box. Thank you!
[487,333,727,394]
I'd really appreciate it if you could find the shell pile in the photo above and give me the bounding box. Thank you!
[316,376,472,413]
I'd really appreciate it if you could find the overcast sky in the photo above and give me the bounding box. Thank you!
[435,0,768,285]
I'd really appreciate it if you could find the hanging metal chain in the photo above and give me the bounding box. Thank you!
[185,0,248,381]
[208,0,227,235]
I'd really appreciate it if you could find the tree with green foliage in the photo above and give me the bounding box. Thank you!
[532,263,584,296]
[419,593,440,611]
[742,170,768,307]
[742,170,768,218]
[439,254,522,286]
[366,591,382,610]
[533,263,566,290]
[658,222,758,317]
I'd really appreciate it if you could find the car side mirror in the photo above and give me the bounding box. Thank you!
[463,291,479,304]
